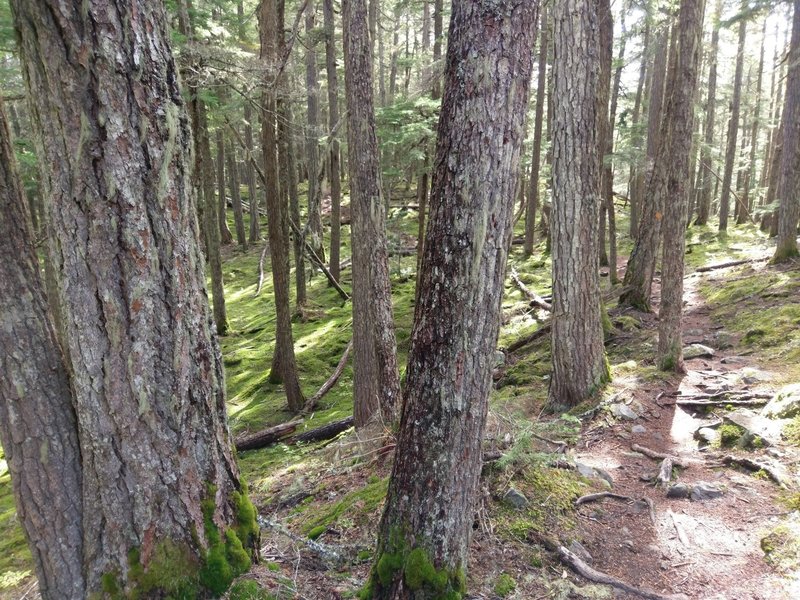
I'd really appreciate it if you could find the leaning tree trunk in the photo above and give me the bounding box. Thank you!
[261,0,305,410]
[342,0,401,428]
[11,0,251,595]
[0,96,85,600]
[368,2,538,597]
[524,4,549,257]
[323,0,342,283]
[773,0,800,262]
[718,12,747,233]
[548,0,610,409]
[657,0,704,372]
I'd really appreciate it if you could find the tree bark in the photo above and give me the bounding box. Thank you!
[0,96,85,600]
[524,5,549,257]
[280,101,307,306]
[657,0,704,372]
[773,0,800,261]
[718,12,747,232]
[370,2,538,597]
[323,0,342,283]
[742,18,767,224]
[12,0,247,593]
[597,0,613,273]
[261,0,306,411]
[628,19,650,238]
[342,0,402,428]
[305,2,326,262]
[245,102,261,242]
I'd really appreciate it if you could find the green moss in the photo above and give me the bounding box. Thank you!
[101,572,122,595]
[307,525,327,540]
[493,573,516,598]
[300,477,388,536]
[229,579,275,600]
[200,544,234,595]
[718,424,745,447]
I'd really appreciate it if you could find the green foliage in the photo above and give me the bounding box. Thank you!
[229,579,275,600]
[493,573,516,598]
[375,97,439,182]
[718,424,745,447]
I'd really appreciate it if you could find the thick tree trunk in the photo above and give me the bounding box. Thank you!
[343,0,402,428]
[742,18,767,223]
[245,102,261,242]
[369,2,538,597]
[620,23,670,311]
[549,0,610,409]
[628,20,650,238]
[261,0,305,411]
[524,5,549,257]
[597,0,613,274]
[0,96,85,600]
[657,0,704,372]
[12,0,248,594]
[228,140,248,250]
[773,0,800,261]
[323,0,342,283]
[718,13,747,232]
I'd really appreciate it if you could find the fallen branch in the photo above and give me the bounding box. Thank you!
[303,340,353,413]
[286,416,354,445]
[669,509,690,547]
[258,515,346,568]
[695,257,768,273]
[235,420,303,452]
[575,492,635,507]
[510,268,552,311]
[254,240,270,297]
[631,444,691,469]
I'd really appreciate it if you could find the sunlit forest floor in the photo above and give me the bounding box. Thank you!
[2,197,800,599]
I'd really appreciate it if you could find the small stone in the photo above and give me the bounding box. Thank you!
[494,350,506,368]
[623,540,635,552]
[683,344,715,360]
[761,384,800,419]
[640,471,658,483]
[632,424,647,434]
[666,483,691,499]
[569,540,593,565]
[503,488,529,509]
[685,328,704,337]
[575,462,614,488]
[695,427,720,445]
[708,331,734,350]
[691,482,724,501]
[611,403,639,420]
[721,356,745,364]
[725,409,783,446]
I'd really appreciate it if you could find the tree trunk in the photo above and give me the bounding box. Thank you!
[323,0,342,283]
[432,0,443,99]
[280,102,307,307]
[369,2,538,597]
[742,18,767,224]
[228,140,248,250]
[245,102,261,242]
[524,5,549,257]
[12,0,249,594]
[0,96,85,600]
[628,19,650,238]
[305,2,326,262]
[718,12,747,232]
[773,0,800,262]
[597,0,613,274]
[260,0,305,411]
[202,110,228,335]
[620,22,670,311]
[657,0,704,372]
[549,0,610,409]
[342,0,401,428]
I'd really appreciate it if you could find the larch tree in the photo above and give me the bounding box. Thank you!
[0,96,85,600]
[10,0,256,595]
[548,0,610,409]
[657,0,704,372]
[366,0,538,597]
[773,0,800,261]
[260,0,305,411]
[342,0,402,427]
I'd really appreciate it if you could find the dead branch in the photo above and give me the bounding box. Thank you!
[236,420,303,452]
[631,444,691,469]
[694,257,769,273]
[574,492,635,507]
[510,268,552,311]
[255,240,270,297]
[286,417,355,445]
[303,340,353,413]
[258,515,346,568]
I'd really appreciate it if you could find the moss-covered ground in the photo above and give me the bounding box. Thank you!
[1,200,798,598]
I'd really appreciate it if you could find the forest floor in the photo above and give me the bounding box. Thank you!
[1,205,799,600]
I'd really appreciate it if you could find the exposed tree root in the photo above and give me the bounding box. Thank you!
[574,492,635,507]
[711,454,791,488]
[631,444,692,469]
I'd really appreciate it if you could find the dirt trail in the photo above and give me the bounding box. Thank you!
[573,258,798,600]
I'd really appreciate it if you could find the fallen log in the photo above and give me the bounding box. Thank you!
[286,416,354,445]
[510,268,552,311]
[304,340,353,413]
[235,420,303,452]
[694,257,768,273]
